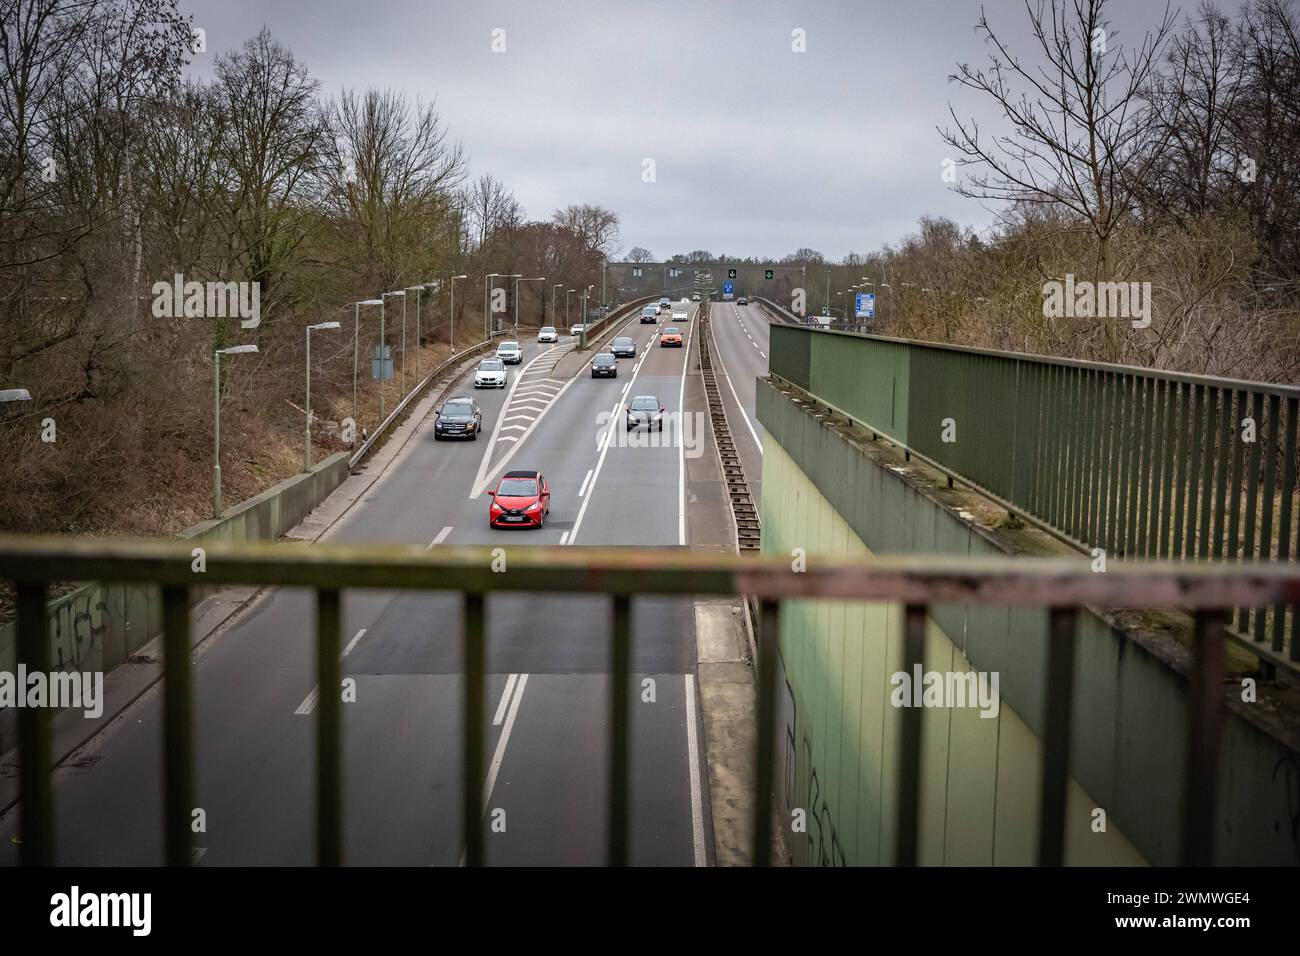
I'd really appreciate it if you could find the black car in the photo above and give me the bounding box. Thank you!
[434,397,482,440]
[591,353,617,378]
[610,336,636,358]
[626,394,665,431]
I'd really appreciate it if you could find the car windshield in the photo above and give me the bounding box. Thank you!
[479,359,503,370]
[496,478,536,496]
[442,402,473,419]
[642,307,655,313]
[499,342,519,350]
[614,338,632,346]
[664,328,681,335]
[540,327,555,334]
[593,355,615,365]
[631,397,659,411]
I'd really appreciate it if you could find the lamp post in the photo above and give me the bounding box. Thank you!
[566,288,576,328]
[580,284,593,349]
[552,283,562,324]
[449,274,467,352]
[213,344,259,518]
[304,321,341,471]
[483,273,499,340]
[406,285,429,383]
[601,261,607,308]
[380,291,403,414]
[352,299,383,434]
[500,273,521,335]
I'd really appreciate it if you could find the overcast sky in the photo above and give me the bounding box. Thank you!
[181,0,1186,262]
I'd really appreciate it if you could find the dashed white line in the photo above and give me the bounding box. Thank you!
[493,673,519,726]
[296,626,368,714]
[578,468,594,498]
[427,527,453,548]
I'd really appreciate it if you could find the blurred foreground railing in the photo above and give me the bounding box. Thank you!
[3,536,1298,867]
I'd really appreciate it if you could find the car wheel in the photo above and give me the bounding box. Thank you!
[434,433,442,441]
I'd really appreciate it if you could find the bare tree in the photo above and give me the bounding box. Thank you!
[942,0,1178,358]
[626,245,654,262]
[551,202,619,258]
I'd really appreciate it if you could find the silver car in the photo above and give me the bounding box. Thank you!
[537,326,558,343]
[496,340,523,364]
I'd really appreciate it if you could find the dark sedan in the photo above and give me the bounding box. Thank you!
[591,353,617,378]
[433,397,482,440]
[610,336,636,358]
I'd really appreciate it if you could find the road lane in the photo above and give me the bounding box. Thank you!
[704,300,769,506]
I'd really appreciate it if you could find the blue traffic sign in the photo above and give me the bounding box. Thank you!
[855,292,876,319]
[722,280,734,300]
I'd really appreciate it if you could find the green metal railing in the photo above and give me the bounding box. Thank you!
[769,324,1300,675]
[3,535,1298,866]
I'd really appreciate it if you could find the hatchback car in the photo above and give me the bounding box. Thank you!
[611,336,636,358]
[474,358,507,389]
[434,397,482,440]
[640,306,658,324]
[538,326,558,343]
[660,327,683,347]
[626,395,665,431]
[591,353,617,378]
[570,324,585,336]
[488,470,550,529]
[496,340,522,364]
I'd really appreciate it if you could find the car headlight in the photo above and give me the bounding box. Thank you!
[526,502,541,512]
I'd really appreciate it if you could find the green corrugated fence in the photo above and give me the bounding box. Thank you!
[768,324,1300,673]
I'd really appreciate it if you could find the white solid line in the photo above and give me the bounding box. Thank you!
[559,531,570,546]
[294,686,319,716]
[684,673,706,867]
[483,673,528,807]
[427,527,453,548]
[578,468,594,498]
[493,673,519,726]
[677,305,697,546]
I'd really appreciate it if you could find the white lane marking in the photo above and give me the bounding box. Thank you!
[473,372,582,497]
[192,847,208,864]
[559,531,569,545]
[759,351,766,358]
[578,468,594,498]
[343,629,369,658]
[503,415,534,424]
[296,627,368,714]
[500,424,528,433]
[711,319,764,456]
[497,436,518,443]
[493,673,519,726]
[427,527,453,548]
[469,345,559,496]
[483,673,528,808]
[677,304,698,545]
[684,673,706,867]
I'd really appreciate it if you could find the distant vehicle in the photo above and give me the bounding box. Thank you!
[671,310,688,321]
[474,358,507,389]
[692,293,701,301]
[640,305,658,324]
[434,397,482,440]
[488,470,550,529]
[537,326,558,343]
[591,353,617,378]
[626,394,665,432]
[660,327,683,347]
[737,296,748,305]
[570,324,585,336]
[496,340,522,364]
[610,336,636,358]
[659,296,671,310]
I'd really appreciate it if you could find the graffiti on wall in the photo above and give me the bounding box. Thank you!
[50,587,112,670]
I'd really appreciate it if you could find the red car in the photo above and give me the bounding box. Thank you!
[488,470,550,529]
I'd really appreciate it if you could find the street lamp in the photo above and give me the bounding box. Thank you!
[405,285,430,383]
[304,321,341,471]
[213,344,259,519]
[352,299,383,432]
[566,288,576,327]
[552,283,563,324]
[381,291,404,414]
[449,275,467,352]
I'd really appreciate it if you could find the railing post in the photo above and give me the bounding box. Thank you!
[1181,610,1226,865]
[463,592,486,867]
[161,585,194,866]
[609,595,631,866]
[1038,607,1077,866]
[16,580,52,866]
[316,588,342,866]
[752,599,780,866]
[895,604,926,867]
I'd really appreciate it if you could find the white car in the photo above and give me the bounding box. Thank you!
[672,310,688,321]
[474,358,507,389]
[537,326,558,343]
[570,324,584,336]
[496,340,522,364]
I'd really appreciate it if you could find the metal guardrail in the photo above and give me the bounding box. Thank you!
[348,331,511,471]
[769,324,1300,677]
[4,535,1297,867]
